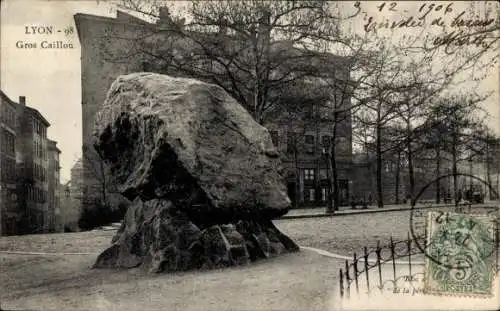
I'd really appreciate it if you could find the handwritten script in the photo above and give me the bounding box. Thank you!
[380,274,427,296]
[352,2,498,54]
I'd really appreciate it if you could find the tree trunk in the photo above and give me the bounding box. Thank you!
[294,143,300,209]
[496,170,499,200]
[331,150,339,210]
[330,116,339,211]
[435,148,441,204]
[326,150,333,212]
[315,104,321,206]
[376,122,383,208]
[395,151,401,204]
[452,133,459,208]
[406,122,415,207]
[486,141,492,200]
[365,143,373,205]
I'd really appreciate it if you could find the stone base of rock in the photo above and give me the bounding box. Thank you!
[93,198,299,273]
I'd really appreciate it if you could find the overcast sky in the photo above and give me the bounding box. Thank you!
[1,0,498,182]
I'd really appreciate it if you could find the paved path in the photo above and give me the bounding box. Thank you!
[281,202,499,219]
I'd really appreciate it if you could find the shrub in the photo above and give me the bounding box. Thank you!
[78,201,127,231]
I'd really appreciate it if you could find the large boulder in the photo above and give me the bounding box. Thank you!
[93,73,290,223]
[92,73,299,272]
[95,198,298,272]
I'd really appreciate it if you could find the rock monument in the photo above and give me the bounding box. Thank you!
[92,73,299,273]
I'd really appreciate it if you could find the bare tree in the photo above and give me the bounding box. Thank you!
[82,144,120,208]
[425,93,487,206]
[106,0,346,124]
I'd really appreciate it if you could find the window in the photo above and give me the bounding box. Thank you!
[2,130,15,155]
[308,189,315,202]
[322,188,327,201]
[34,140,41,158]
[287,133,296,154]
[305,103,315,119]
[322,135,331,147]
[319,169,327,180]
[305,135,314,145]
[304,169,315,181]
[270,130,279,147]
[305,135,315,154]
[385,163,392,173]
[8,158,15,180]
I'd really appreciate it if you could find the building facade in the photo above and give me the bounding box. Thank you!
[48,140,62,232]
[1,91,19,235]
[264,90,352,207]
[17,99,51,233]
[0,92,60,235]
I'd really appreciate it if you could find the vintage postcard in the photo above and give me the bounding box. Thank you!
[0,1,499,310]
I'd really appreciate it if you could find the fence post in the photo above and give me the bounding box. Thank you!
[390,236,396,280]
[376,240,382,289]
[353,252,359,295]
[364,246,370,295]
[345,260,351,299]
[339,268,344,299]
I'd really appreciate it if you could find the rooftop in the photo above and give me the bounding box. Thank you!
[48,139,61,153]
[25,106,50,127]
[0,90,51,126]
[0,90,18,109]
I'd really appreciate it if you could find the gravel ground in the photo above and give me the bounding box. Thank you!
[1,251,342,311]
[0,230,114,254]
[0,207,497,311]
[277,205,498,257]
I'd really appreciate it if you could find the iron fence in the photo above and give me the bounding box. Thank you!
[339,232,424,299]
[339,213,500,299]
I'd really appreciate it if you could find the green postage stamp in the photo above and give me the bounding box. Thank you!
[424,211,497,297]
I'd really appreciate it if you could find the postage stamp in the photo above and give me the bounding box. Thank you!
[424,211,497,297]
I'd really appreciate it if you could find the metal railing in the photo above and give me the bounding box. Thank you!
[339,232,423,299]
[339,220,500,299]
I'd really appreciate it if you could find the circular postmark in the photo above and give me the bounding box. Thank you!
[409,173,499,270]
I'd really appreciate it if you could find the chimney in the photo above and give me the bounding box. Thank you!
[19,96,26,106]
